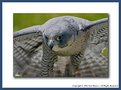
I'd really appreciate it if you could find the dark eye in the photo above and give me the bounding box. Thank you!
[44,35,48,40]
[81,29,86,32]
[56,35,63,41]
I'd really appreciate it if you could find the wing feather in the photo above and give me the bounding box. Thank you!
[13,25,43,77]
[87,18,109,51]
[80,18,109,77]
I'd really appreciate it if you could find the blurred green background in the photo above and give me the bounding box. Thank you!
[13,13,108,32]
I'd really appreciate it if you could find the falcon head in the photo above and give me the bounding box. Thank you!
[42,16,88,55]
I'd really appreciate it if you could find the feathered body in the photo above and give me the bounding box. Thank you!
[13,16,109,77]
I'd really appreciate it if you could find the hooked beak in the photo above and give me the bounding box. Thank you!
[47,40,54,49]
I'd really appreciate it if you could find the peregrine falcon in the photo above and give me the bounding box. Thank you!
[13,16,109,77]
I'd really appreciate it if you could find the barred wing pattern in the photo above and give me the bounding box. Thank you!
[79,19,109,77]
[14,26,58,77]
[13,26,44,77]
[13,18,109,77]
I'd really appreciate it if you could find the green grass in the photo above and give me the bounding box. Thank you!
[13,13,108,32]
[101,48,109,57]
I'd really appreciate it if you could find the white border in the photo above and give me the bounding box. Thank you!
[2,2,119,88]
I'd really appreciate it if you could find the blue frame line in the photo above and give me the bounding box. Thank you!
[1,0,120,2]
[119,1,120,88]
[0,1,2,85]
[0,0,120,89]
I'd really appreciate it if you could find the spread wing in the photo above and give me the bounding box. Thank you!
[86,18,109,55]
[54,18,109,77]
[13,25,44,77]
[79,18,109,77]
[13,18,109,77]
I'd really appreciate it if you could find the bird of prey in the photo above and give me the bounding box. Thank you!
[13,16,109,77]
